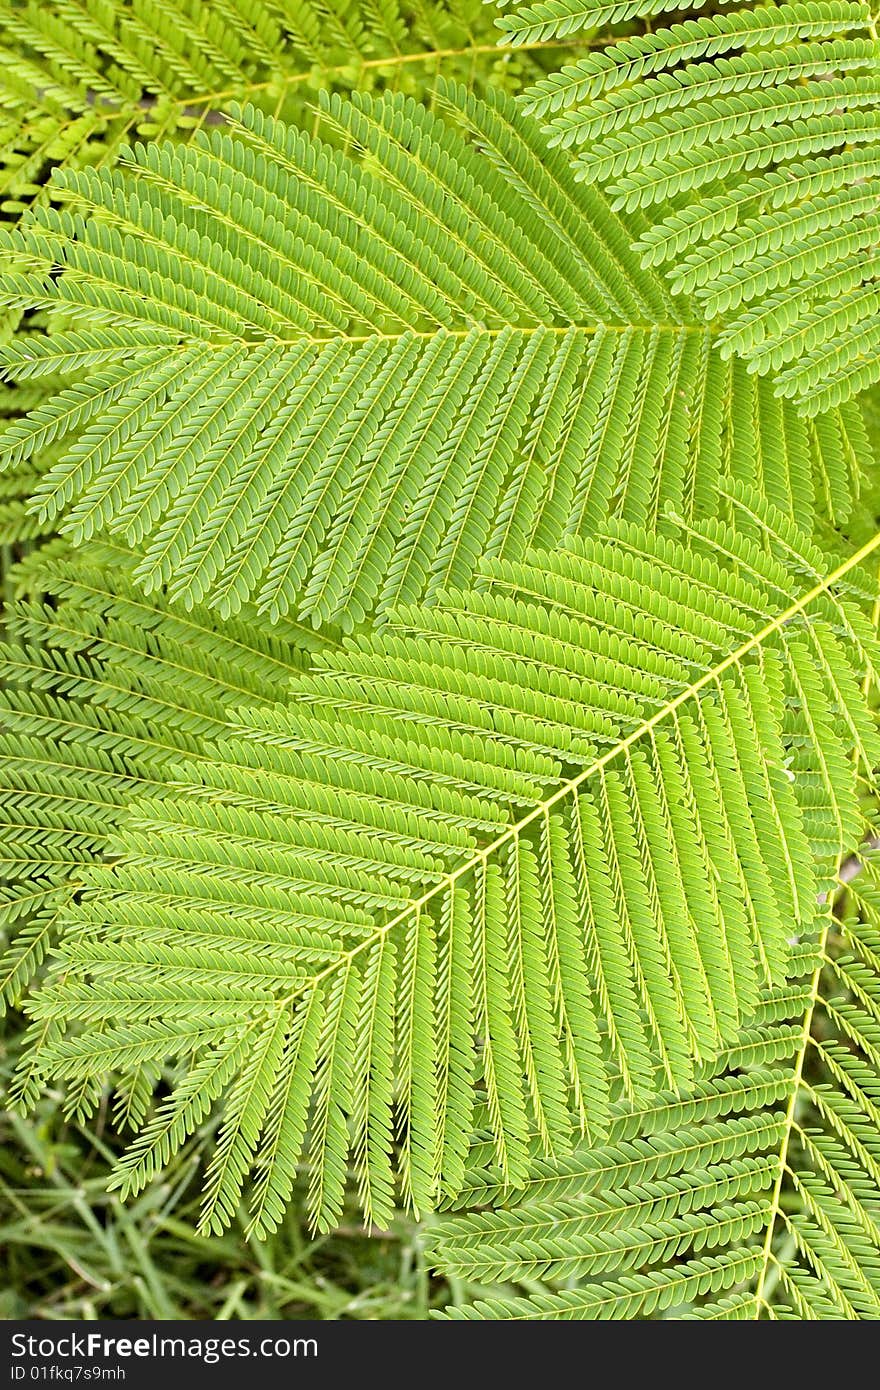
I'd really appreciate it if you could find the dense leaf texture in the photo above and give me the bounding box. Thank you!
[508,0,880,413]
[430,968,813,1318]
[0,90,870,626]
[0,376,65,545]
[0,541,323,1019]
[23,500,880,1233]
[2,0,880,1322]
[0,0,537,209]
[430,860,880,1319]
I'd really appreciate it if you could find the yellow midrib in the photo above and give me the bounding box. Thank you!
[284,523,880,1004]
[752,552,880,1316]
[174,38,605,111]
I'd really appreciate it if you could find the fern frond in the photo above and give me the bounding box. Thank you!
[0,372,71,546]
[496,0,742,45]
[753,863,880,1318]
[430,861,880,1317]
[0,0,566,208]
[0,540,320,1010]
[0,88,870,626]
[513,0,880,411]
[24,501,880,1231]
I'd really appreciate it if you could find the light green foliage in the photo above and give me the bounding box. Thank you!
[0,540,323,1018]
[1,0,880,1324]
[0,0,557,214]
[0,89,872,628]
[430,858,880,1319]
[506,0,880,413]
[18,497,880,1238]
[0,1033,453,1319]
[0,379,63,547]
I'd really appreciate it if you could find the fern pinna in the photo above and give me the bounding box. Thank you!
[0,0,573,212]
[504,0,880,412]
[1,0,879,1325]
[0,539,326,1025]
[429,864,880,1319]
[15,496,880,1248]
[0,89,871,631]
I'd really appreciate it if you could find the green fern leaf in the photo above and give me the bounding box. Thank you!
[429,862,880,1317]
[22,499,880,1231]
[513,0,880,411]
[0,89,870,627]
[0,0,566,209]
[0,540,321,1012]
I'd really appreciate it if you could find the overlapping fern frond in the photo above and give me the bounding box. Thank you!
[428,951,819,1318]
[0,0,554,211]
[19,497,880,1235]
[2,0,879,1324]
[0,539,323,1017]
[0,378,66,547]
[429,857,880,1319]
[0,89,871,627]
[504,0,880,413]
